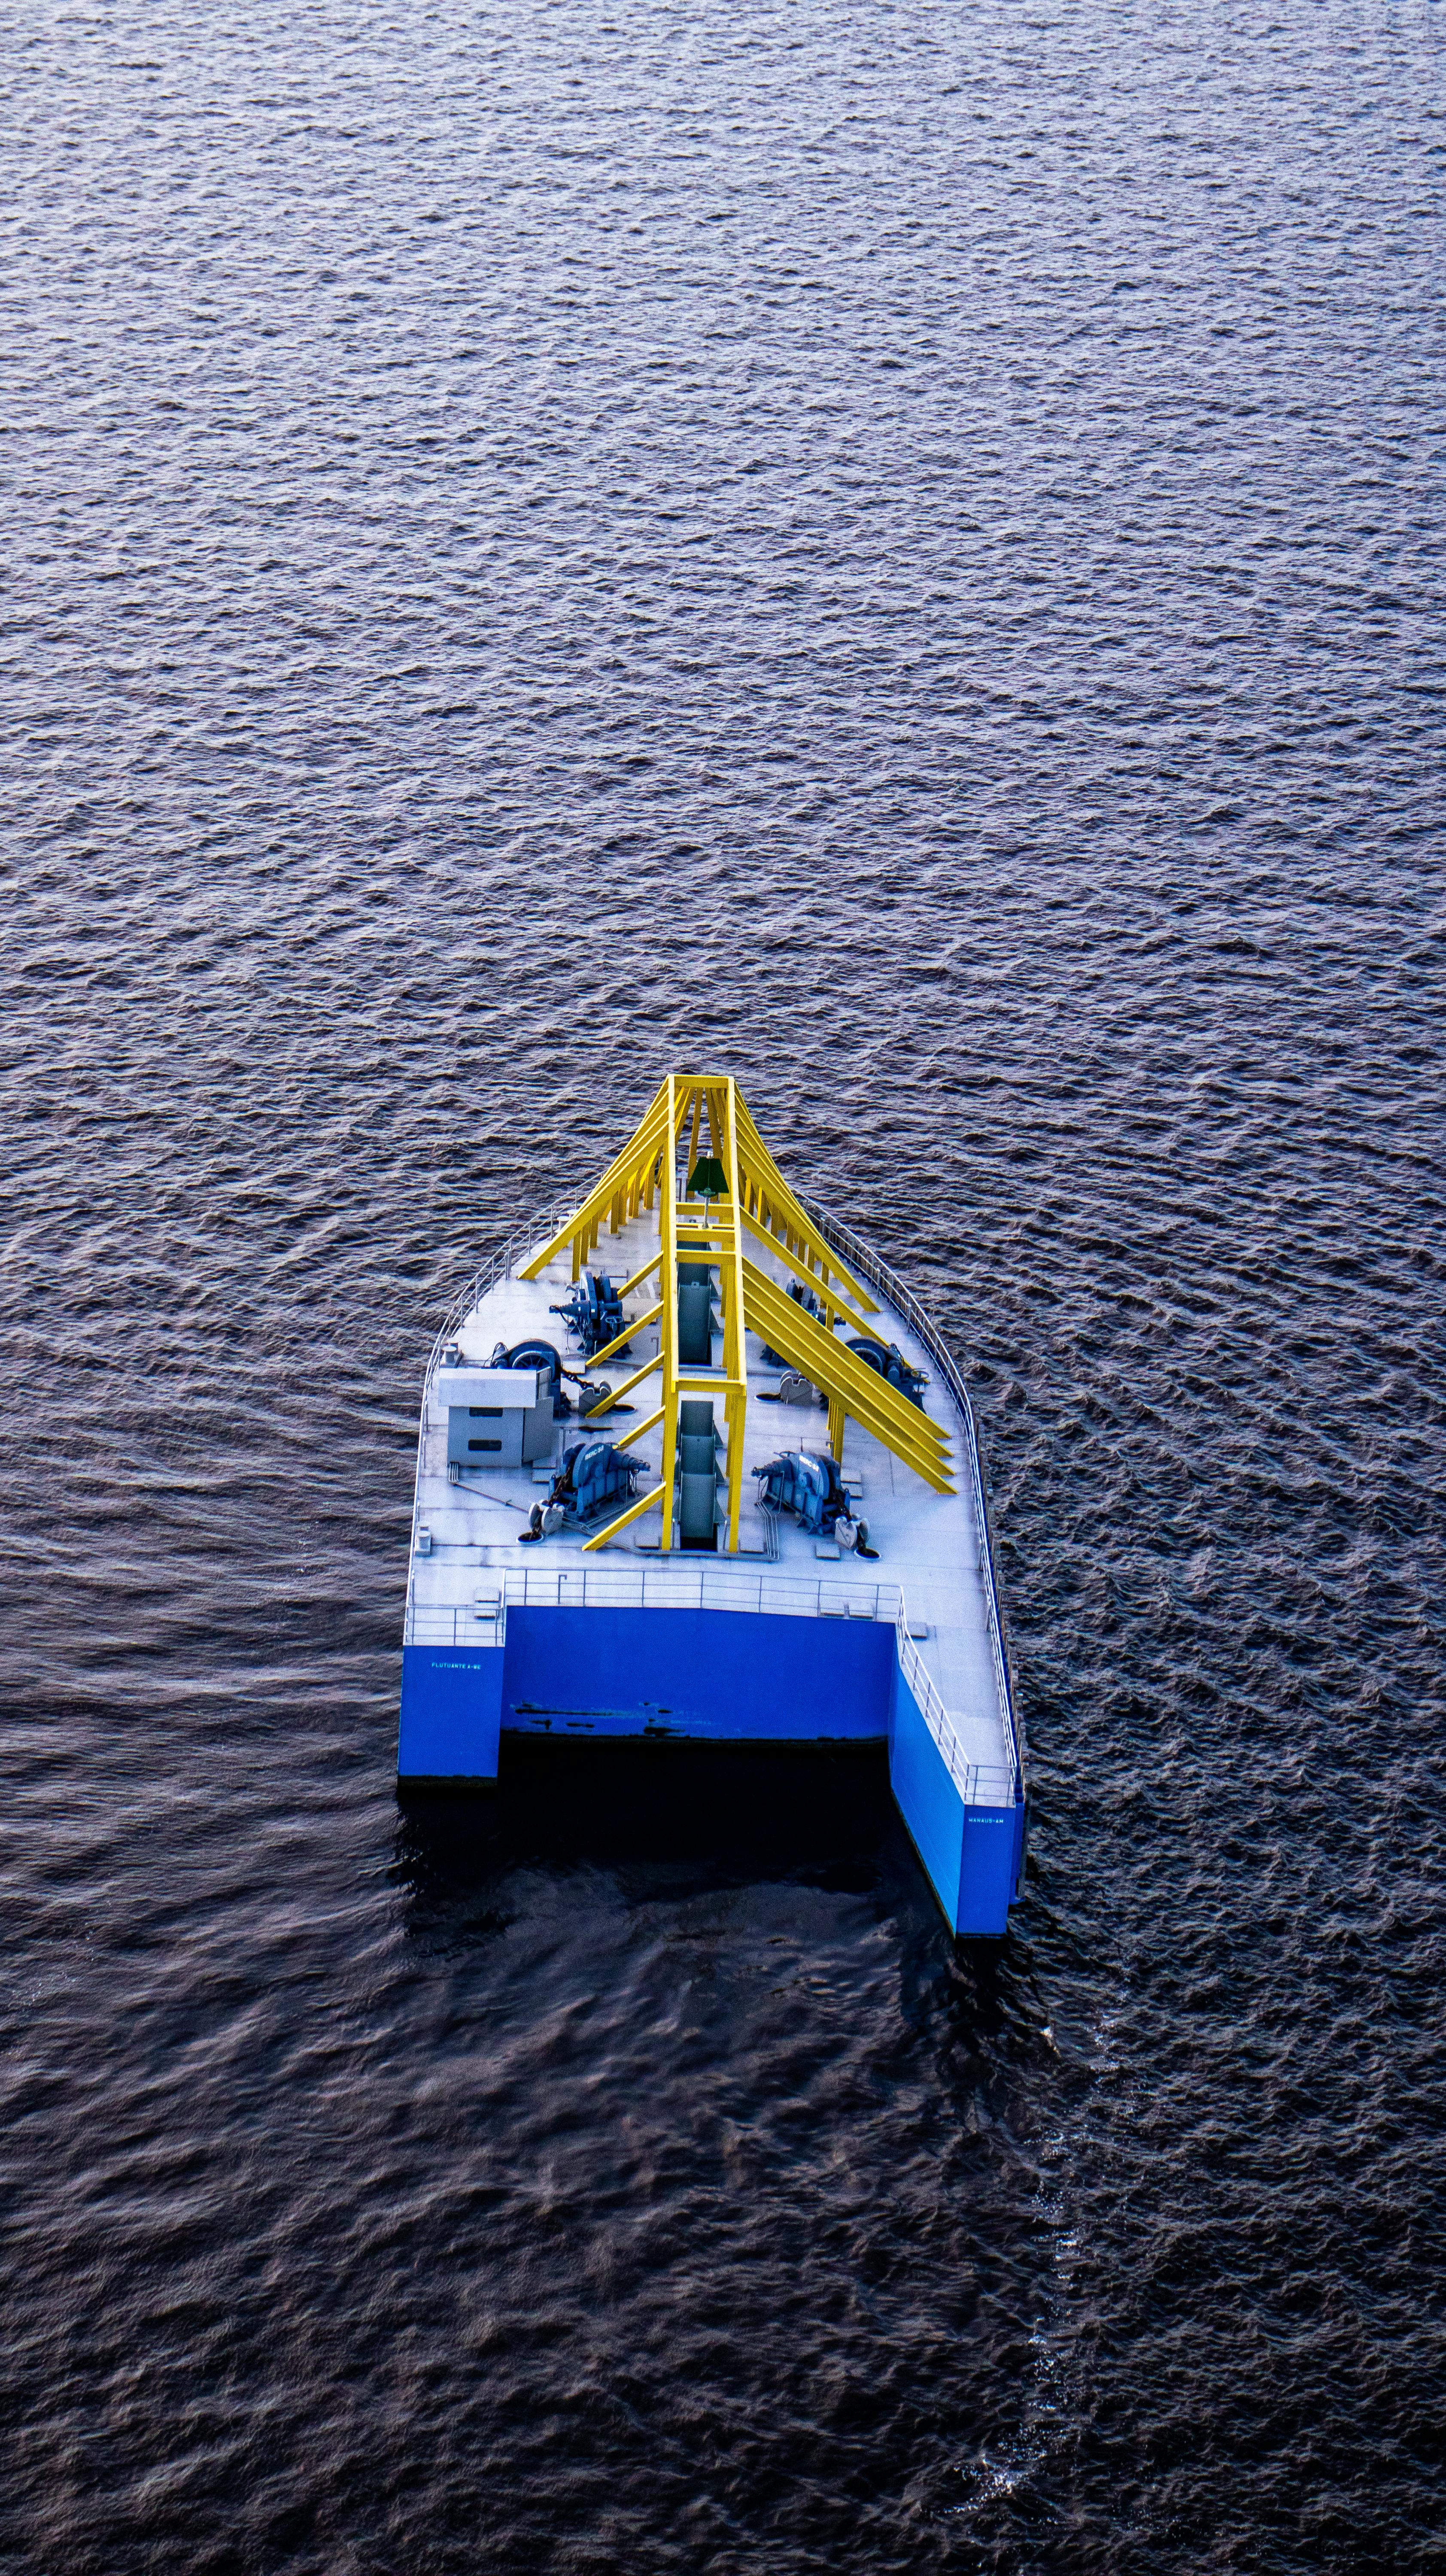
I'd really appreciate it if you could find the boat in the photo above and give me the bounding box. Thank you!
[397,1074,1026,1936]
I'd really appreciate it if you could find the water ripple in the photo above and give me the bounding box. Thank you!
[1,1,1444,2569]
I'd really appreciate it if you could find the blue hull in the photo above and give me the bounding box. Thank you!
[399,1607,1024,1936]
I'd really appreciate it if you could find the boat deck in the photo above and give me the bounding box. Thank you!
[405,1206,1016,1797]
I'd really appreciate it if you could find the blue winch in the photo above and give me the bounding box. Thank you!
[846,1334,927,1407]
[754,1450,876,1556]
[550,1270,629,1361]
[489,1336,574,1419]
[521,1438,646,1540]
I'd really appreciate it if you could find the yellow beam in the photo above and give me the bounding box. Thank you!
[674,1221,738,1246]
[742,1260,953,1491]
[659,1075,680,1549]
[585,1299,663,1372]
[736,1157,874,1312]
[529,1131,667,1276]
[739,1208,874,1334]
[581,1346,663,1413]
[719,1077,748,1553]
[753,1360,948,1490]
[559,1096,667,1209]
[520,1090,671,1279]
[744,1261,944,1431]
[747,1317,948,1479]
[736,1158,876,1313]
[571,1098,671,1212]
[617,1248,663,1298]
[610,1403,665,1455]
[580,1480,662,1552]
[733,1094,878,1313]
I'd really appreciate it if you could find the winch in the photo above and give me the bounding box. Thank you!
[520,1437,647,1541]
[489,1336,574,1418]
[754,1450,876,1556]
[761,1274,825,1368]
[845,1335,927,1407]
[550,1270,629,1360]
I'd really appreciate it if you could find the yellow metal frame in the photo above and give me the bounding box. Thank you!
[740,1259,954,1493]
[518,1075,951,1550]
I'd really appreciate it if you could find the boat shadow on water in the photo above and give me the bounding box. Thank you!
[392,1743,1030,2039]
[395,1743,895,1927]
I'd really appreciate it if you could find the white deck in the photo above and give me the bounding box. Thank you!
[404,1208,1018,1797]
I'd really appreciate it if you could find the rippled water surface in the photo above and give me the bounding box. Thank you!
[3,1,1445,2568]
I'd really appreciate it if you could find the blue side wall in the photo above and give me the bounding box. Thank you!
[955,1801,1027,1939]
[887,1661,1024,1937]
[501,1605,894,1740]
[887,1661,963,1925]
[398,1645,504,1781]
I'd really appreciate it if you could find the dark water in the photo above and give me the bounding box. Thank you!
[3,0,1444,2567]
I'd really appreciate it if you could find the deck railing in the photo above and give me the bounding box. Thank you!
[407,1561,902,1637]
[797,1192,1024,1804]
[890,1612,1014,1806]
[420,1196,578,1394]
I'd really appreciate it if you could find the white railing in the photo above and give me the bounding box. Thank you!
[798,1192,1024,1804]
[893,1613,1013,1807]
[420,1196,578,1395]
[406,1560,903,1640]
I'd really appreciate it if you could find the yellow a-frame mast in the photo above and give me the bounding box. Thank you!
[518,1074,954,1552]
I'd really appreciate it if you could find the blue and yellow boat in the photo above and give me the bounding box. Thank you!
[398,1075,1026,1936]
